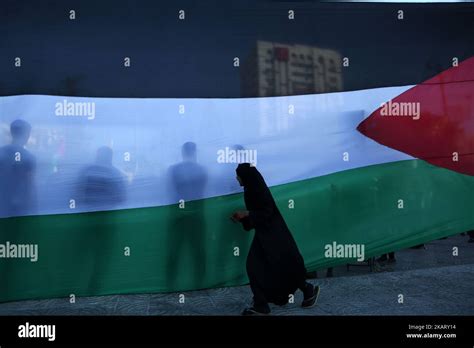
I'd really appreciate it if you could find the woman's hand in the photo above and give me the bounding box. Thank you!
[230,210,249,222]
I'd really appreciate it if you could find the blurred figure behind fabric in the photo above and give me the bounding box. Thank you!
[165,142,208,289]
[0,120,37,217]
[167,141,208,202]
[75,146,126,211]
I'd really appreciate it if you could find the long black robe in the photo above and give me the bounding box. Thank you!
[236,163,307,306]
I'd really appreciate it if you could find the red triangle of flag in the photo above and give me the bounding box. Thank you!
[357,57,474,176]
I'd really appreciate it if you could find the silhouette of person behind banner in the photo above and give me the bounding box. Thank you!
[213,144,252,283]
[76,146,126,211]
[166,142,208,289]
[74,146,127,292]
[0,119,37,218]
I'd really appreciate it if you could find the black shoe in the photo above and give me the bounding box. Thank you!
[302,285,320,308]
[242,306,270,316]
[387,257,396,264]
[376,255,388,263]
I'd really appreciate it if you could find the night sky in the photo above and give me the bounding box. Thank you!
[1,0,473,97]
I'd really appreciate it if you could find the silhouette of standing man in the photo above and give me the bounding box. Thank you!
[166,142,208,289]
[74,146,127,291]
[76,146,126,211]
[0,120,36,218]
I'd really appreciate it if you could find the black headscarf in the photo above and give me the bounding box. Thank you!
[236,163,278,218]
[236,163,268,194]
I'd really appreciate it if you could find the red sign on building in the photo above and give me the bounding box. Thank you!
[274,47,289,61]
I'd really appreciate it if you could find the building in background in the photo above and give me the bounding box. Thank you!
[241,41,343,97]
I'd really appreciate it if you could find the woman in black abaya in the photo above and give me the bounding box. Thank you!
[231,163,320,315]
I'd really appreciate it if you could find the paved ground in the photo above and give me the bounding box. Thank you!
[0,234,473,315]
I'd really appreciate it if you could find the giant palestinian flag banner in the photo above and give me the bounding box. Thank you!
[0,1,473,303]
